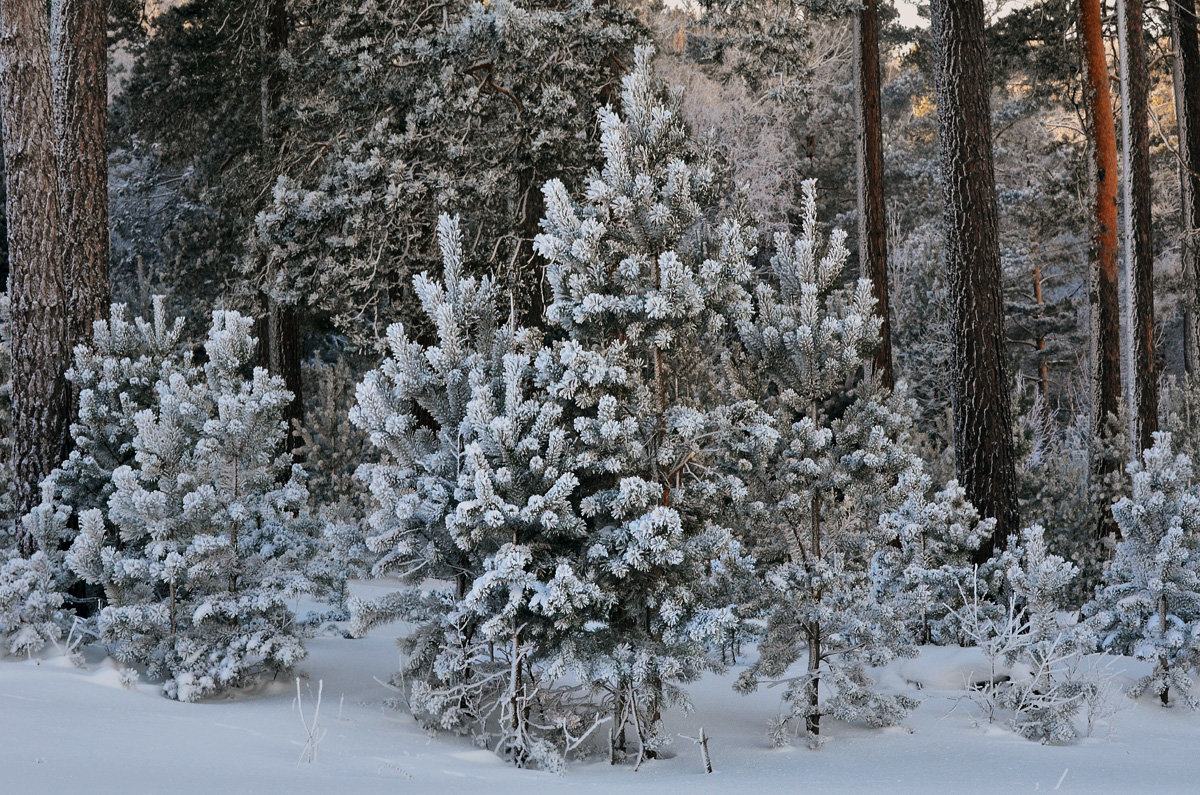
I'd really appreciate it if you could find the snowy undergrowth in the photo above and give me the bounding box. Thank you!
[1,581,1196,793]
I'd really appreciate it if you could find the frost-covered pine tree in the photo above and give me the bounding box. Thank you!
[730,180,924,746]
[1011,386,1118,599]
[0,546,63,657]
[59,299,184,524]
[351,215,603,772]
[2,299,190,635]
[1083,433,1200,707]
[533,46,759,764]
[877,478,995,644]
[71,311,317,700]
[997,525,1080,645]
[32,298,187,614]
[350,215,505,609]
[959,525,1093,743]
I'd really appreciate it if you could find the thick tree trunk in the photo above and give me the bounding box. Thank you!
[1118,0,1157,456]
[855,0,893,389]
[931,0,1020,562]
[51,0,109,349]
[0,0,71,551]
[1081,0,1123,540]
[258,0,304,451]
[1171,0,1200,375]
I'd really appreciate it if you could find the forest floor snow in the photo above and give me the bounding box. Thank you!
[2,580,1198,793]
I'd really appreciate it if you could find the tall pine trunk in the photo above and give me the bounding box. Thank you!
[1171,0,1200,375]
[1118,0,1157,456]
[855,0,893,389]
[259,0,304,452]
[1081,0,1123,540]
[51,0,110,349]
[931,0,1019,562]
[0,0,71,552]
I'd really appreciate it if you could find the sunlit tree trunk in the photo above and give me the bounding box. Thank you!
[1081,0,1123,540]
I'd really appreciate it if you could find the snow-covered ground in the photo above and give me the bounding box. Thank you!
[3,582,1198,793]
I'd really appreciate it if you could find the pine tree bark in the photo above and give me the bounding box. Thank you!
[1118,0,1157,456]
[51,0,109,349]
[1081,0,1123,540]
[855,0,893,389]
[0,0,71,552]
[269,305,303,453]
[516,164,548,328]
[259,0,304,452]
[1171,0,1200,375]
[0,151,7,290]
[930,0,1019,562]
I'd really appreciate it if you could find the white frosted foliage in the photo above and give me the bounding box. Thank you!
[1084,433,1200,707]
[730,179,972,745]
[73,310,319,700]
[533,45,759,764]
[352,215,603,773]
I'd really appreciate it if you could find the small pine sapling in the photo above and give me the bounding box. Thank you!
[957,525,1099,743]
[0,300,185,641]
[1012,386,1116,599]
[351,215,604,772]
[1083,433,1200,707]
[0,549,64,657]
[51,299,188,612]
[60,298,185,521]
[85,311,318,700]
[533,46,759,764]
[730,180,921,746]
[877,479,995,644]
[999,525,1091,742]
